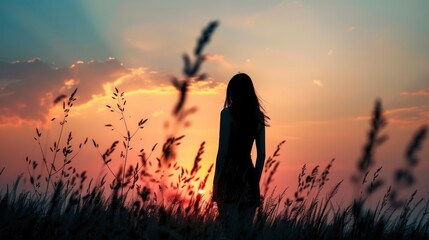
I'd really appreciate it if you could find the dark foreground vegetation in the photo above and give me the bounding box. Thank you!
[0,21,428,240]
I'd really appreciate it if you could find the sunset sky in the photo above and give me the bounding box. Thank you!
[1,0,428,203]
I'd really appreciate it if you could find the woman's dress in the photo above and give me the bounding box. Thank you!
[213,108,261,208]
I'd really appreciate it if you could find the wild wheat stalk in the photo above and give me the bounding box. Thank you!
[44,88,78,196]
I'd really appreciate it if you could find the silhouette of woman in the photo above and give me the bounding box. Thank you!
[213,73,268,238]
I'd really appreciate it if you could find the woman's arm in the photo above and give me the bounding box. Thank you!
[255,123,266,183]
[214,108,231,184]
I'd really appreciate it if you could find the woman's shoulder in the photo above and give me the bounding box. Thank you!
[220,107,231,115]
[220,108,232,122]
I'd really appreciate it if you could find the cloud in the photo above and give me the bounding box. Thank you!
[400,87,429,96]
[356,105,429,127]
[0,58,72,125]
[313,79,323,87]
[151,110,164,118]
[188,79,227,95]
[204,54,233,68]
[327,49,334,56]
[346,26,356,32]
[0,58,129,126]
[0,58,225,127]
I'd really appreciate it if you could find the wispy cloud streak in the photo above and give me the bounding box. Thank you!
[400,87,429,97]
[356,105,429,127]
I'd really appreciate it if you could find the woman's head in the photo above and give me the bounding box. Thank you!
[224,73,257,109]
[224,73,269,126]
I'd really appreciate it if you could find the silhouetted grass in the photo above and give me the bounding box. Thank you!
[1,21,429,240]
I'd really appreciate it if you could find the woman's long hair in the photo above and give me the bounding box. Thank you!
[224,73,269,127]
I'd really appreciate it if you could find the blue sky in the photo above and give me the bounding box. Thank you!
[2,1,428,67]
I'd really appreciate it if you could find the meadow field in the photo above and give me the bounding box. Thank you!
[0,21,428,240]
